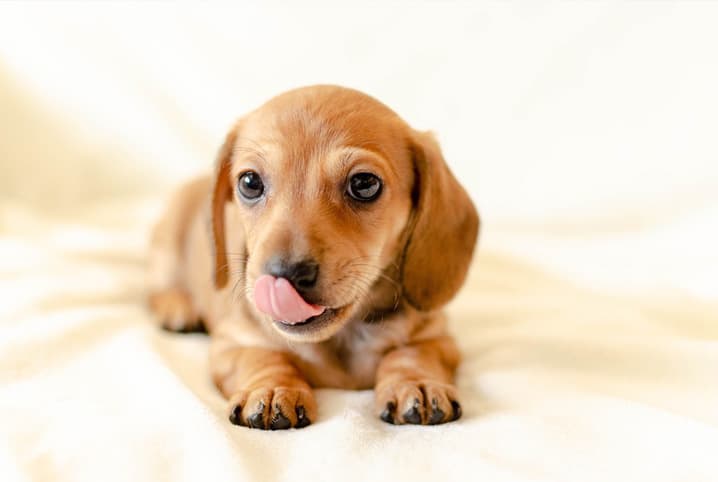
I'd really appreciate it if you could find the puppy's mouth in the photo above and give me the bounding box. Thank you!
[253,275,348,335]
[271,306,349,337]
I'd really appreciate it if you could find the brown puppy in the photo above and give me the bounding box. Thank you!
[148,85,479,429]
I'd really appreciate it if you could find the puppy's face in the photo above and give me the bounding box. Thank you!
[212,86,479,343]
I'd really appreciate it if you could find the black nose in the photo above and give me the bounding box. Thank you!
[264,256,319,292]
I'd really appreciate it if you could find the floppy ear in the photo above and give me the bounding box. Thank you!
[401,130,480,312]
[211,125,239,289]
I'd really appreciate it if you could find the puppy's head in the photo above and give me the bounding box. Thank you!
[211,86,478,342]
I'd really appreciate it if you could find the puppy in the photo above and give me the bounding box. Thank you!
[148,85,479,429]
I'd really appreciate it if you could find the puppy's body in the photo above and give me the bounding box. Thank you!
[151,179,450,390]
[149,86,478,429]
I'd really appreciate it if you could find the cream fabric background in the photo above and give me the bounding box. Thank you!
[1,3,717,482]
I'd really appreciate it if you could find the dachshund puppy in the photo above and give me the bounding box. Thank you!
[148,85,479,429]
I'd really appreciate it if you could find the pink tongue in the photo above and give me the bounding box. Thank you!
[254,275,326,324]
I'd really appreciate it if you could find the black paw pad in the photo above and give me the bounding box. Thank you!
[295,406,311,428]
[161,319,208,334]
[403,399,422,424]
[247,402,266,429]
[428,398,445,425]
[161,322,187,333]
[228,404,243,426]
[178,319,208,334]
[380,401,396,424]
[270,408,291,430]
[451,400,462,421]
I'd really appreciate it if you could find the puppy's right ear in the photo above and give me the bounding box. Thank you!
[211,124,240,289]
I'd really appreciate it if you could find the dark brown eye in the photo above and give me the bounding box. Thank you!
[237,171,264,201]
[347,172,382,202]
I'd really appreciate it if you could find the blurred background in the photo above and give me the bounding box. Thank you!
[1,2,716,298]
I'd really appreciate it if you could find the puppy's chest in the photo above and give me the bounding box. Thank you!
[334,334,384,388]
[294,321,408,389]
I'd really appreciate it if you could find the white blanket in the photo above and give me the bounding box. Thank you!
[1,4,717,482]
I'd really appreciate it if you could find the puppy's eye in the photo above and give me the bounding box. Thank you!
[237,171,264,201]
[347,173,382,202]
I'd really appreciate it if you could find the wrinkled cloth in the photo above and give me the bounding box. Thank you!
[1,201,716,482]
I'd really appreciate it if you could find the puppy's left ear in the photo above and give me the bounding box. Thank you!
[401,130,480,312]
[210,124,240,289]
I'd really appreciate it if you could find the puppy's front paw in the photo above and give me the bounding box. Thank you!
[227,387,317,430]
[375,380,461,425]
[149,289,205,333]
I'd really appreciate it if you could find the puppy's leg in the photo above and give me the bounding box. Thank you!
[211,337,317,430]
[374,336,462,425]
[148,289,203,333]
[147,177,211,332]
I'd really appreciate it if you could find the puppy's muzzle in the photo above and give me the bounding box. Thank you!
[254,254,332,328]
